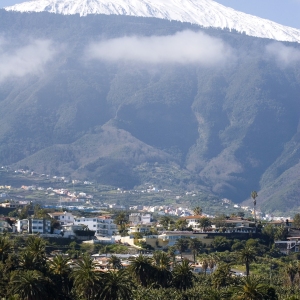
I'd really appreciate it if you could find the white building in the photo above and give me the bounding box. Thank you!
[74,216,117,236]
[129,213,152,225]
[16,218,51,234]
[48,211,75,225]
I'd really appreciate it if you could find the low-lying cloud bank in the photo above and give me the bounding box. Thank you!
[86,30,233,66]
[266,42,300,67]
[0,39,56,82]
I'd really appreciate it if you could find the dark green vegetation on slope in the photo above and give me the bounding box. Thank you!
[0,10,300,213]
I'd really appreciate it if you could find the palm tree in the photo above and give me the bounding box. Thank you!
[0,235,12,262]
[188,238,203,263]
[200,256,209,275]
[159,216,173,230]
[114,212,129,236]
[251,191,258,224]
[71,254,101,300]
[233,275,269,300]
[208,254,217,273]
[8,270,53,300]
[211,262,232,288]
[99,269,135,300]
[174,238,189,261]
[25,236,47,271]
[19,250,37,271]
[128,254,155,287]
[238,246,257,277]
[175,219,188,231]
[172,259,194,290]
[285,262,298,285]
[167,246,177,265]
[152,251,172,287]
[48,255,71,296]
[193,206,202,216]
[108,255,122,270]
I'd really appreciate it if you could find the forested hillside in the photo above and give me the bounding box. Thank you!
[0,10,300,212]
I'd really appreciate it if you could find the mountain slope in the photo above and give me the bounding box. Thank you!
[0,11,300,213]
[5,0,300,43]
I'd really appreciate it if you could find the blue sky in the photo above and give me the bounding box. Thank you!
[214,0,300,29]
[1,0,300,29]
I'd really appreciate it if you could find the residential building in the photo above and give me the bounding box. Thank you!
[61,224,95,240]
[180,215,205,230]
[129,213,152,225]
[74,216,117,236]
[16,218,51,234]
[0,220,12,233]
[275,237,300,255]
[48,211,75,225]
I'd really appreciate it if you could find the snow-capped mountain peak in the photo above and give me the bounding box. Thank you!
[5,0,300,43]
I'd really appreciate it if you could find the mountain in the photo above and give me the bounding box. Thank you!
[0,9,300,214]
[5,0,300,43]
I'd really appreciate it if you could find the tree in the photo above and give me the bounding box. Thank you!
[293,213,300,229]
[48,255,71,297]
[198,217,212,232]
[175,219,188,231]
[239,246,257,277]
[188,238,203,263]
[251,191,258,224]
[99,269,135,300]
[8,270,53,300]
[211,236,231,252]
[128,254,155,287]
[108,255,122,270]
[174,238,189,261]
[233,275,270,300]
[0,235,12,262]
[172,259,194,290]
[199,256,209,275]
[114,212,129,236]
[193,207,202,216]
[285,262,298,285]
[167,246,177,264]
[211,262,232,288]
[71,254,101,300]
[213,214,227,229]
[24,236,47,272]
[159,216,173,230]
[152,251,172,288]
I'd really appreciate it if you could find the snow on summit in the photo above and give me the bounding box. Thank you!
[5,0,300,43]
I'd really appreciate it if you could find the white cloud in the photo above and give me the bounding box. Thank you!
[0,39,57,82]
[85,30,233,66]
[265,42,300,67]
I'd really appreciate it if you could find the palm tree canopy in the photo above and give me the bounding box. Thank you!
[234,275,269,300]
[100,269,135,300]
[48,254,70,276]
[128,254,155,287]
[172,259,194,291]
[9,270,53,300]
[108,255,122,270]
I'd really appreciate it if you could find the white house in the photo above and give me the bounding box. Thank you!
[129,213,152,225]
[16,218,51,234]
[74,216,117,236]
[48,211,75,225]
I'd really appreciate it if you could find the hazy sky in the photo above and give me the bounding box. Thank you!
[1,0,300,29]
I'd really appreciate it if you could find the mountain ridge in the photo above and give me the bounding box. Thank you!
[5,0,300,43]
